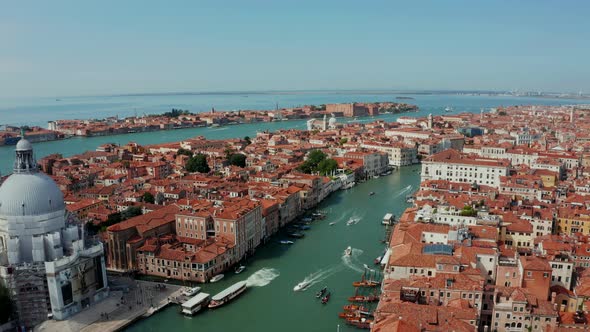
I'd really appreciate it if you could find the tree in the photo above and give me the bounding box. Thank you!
[244,136,252,145]
[176,148,193,157]
[0,284,12,323]
[317,158,338,175]
[339,138,348,145]
[142,192,155,204]
[228,153,247,167]
[307,150,327,165]
[186,154,210,173]
[122,206,142,220]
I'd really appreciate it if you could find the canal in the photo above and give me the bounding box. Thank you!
[124,165,420,332]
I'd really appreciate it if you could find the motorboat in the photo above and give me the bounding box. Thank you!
[329,222,336,226]
[368,192,375,196]
[321,292,331,304]
[280,240,294,245]
[182,286,201,297]
[210,274,224,283]
[293,281,311,292]
[344,246,353,256]
[316,286,328,298]
[235,265,246,274]
[288,232,305,239]
[346,219,355,226]
[374,256,382,265]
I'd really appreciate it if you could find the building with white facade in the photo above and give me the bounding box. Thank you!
[421,149,510,188]
[0,137,108,328]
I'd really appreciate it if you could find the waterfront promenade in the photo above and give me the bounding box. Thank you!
[35,278,182,332]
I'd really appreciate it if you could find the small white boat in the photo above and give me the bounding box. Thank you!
[374,175,380,179]
[293,281,311,292]
[329,222,336,226]
[182,286,201,297]
[369,192,375,196]
[235,266,246,274]
[210,274,225,283]
[346,218,355,226]
[280,240,294,245]
[345,246,353,256]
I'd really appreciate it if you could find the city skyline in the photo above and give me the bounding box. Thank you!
[1,0,589,98]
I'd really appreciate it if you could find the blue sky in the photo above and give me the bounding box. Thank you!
[1,0,589,98]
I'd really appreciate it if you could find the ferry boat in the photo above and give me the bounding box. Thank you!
[181,292,210,316]
[344,246,352,256]
[210,274,224,283]
[182,286,201,297]
[235,265,246,274]
[293,281,311,292]
[382,213,394,225]
[208,281,248,309]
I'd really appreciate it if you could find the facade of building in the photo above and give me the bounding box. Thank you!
[0,138,108,328]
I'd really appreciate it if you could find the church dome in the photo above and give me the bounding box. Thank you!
[0,136,65,217]
[0,172,65,217]
[16,138,33,151]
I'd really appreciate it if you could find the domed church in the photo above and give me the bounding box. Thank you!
[0,134,108,328]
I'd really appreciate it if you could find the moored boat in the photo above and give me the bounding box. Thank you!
[235,265,246,274]
[347,295,379,302]
[345,317,372,329]
[182,286,201,297]
[208,281,248,309]
[352,280,380,288]
[280,240,294,245]
[288,232,305,239]
[210,274,224,283]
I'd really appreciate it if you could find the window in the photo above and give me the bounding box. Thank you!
[527,271,532,277]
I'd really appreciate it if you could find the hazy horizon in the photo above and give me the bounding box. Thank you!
[2,1,589,98]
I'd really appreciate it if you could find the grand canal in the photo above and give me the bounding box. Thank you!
[125,165,420,332]
[0,93,584,331]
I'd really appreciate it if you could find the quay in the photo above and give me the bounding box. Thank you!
[35,278,182,332]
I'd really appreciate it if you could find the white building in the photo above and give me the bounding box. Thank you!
[421,149,510,188]
[0,137,108,328]
[360,141,418,166]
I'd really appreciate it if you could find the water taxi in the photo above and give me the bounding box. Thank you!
[344,246,352,256]
[235,265,246,274]
[182,286,201,297]
[208,281,248,309]
[181,292,210,315]
[293,281,311,292]
[210,274,224,283]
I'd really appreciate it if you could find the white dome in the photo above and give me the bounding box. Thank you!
[0,172,65,217]
[16,138,33,151]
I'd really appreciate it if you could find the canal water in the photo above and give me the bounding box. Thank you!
[125,165,420,332]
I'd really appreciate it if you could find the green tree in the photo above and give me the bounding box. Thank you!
[339,138,348,145]
[228,153,247,167]
[307,150,327,165]
[122,206,142,219]
[0,284,12,323]
[142,192,155,204]
[317,158,338,175]
[176,148,193,157]
[186,154,210,173]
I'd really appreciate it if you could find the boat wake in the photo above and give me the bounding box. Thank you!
[246,268,280,287]
[342,248,365,273]
[297,264,344,290]
[393,185,413,198]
